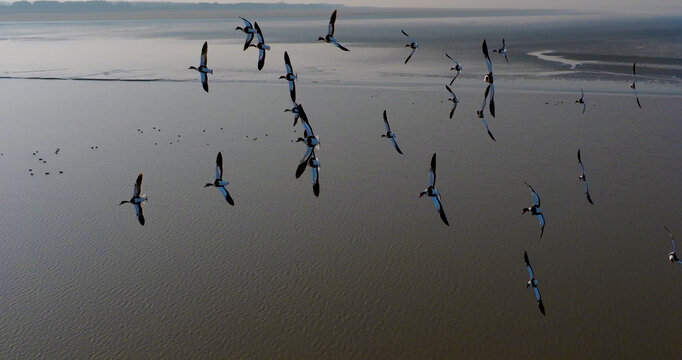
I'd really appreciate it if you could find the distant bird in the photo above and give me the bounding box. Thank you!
[631,62,642,108]
[482,39,495,117]
[577,149,594,204]
[284,101,301,126]
[188,41,213,92]
[419,153,449,226]
[445,85,459,119]
[522,183,545,238]
[249,22,270,71]
[279,51,297,102]
[576,88,586,113]
[401,29,418,64]
[492,38,508,63]
[524,251,546,316]
[235,17,256,50]
[381,110,403,154]
[445,52,462,85]
[318,10,349,51]
[666,226,682,264]
[204,152,234,205]
[119,173,148,226]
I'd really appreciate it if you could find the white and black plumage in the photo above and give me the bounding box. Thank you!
[445,85,458,119]
[295,105,320,178]
[309,150,321,197]
[482,39,495,118]
[188,41,213,93]
[284,101,301,126]
[249,22,270,71]
[576,88,586,113]
[524,251,546,316]
[492,38,508,63]
[317,10,349,51]
[279,51,297,102]
[476,93,496,141]
[631,62,642,108]
[401,29,418,64]
[419,153,449,226]
[381,110,403,154]
[522,183,545,238]
[666,226,682,264]
[119,173,148,226]
[204,152,234,205]
[445,52,462,86]
[235,17,256,51]
[577,149,594,205]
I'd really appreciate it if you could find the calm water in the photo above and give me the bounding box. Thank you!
[0,11,681,359]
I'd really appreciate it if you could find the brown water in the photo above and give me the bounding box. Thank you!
[0,12,681,359]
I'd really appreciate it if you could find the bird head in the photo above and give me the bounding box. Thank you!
[296,137,305,142]
[188,66,197,70]
[235,26,243,31]
[317,37,325,41]
[204,183,213,188]
[279,75,286,79]
[119,200,128,205]
[522,208,529,214]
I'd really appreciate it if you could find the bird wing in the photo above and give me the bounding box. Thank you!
[580,87,584,98]
[404,48,416,64]
[526,183,541,207]
[219,187,234,205]
[429,153,437,187]
[445,52,456,63]
[445,84,456,98]
[296,145,313,179]
[533,287,542,303]
[582,102,586,114]
[449,103,456,119]
[243,32,254,51]
[200,41,208,67]
[330,38,349,51]
[632,62,637,77]
[584,183,594,204]
[536,213,545,237]
[524,251,535,279]
[134,203,145,226]
[201,72,208,93]
[284,51,293,74]
[488,84,495,117]
[289,79,296,102]
[240,17,253,28]
[216,152,223,180]
[666,226,676,253]
[482,40,493,73]
[577,149,585,173]
[328,10,337,36]
[300,110,314,138]
[312,165,320,197]
[432,196,449,226]
[502,38,506,48]
[449,71,460,86]
[383,110,391,132]
[401,29,410,39]
[258,48,266,71]
[254,22,265,44]
[483,119,496,141]
[390,137,403,154]
[134,173,143,197]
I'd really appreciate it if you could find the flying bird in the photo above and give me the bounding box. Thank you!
[631,62,642,108]
[492,38,509,63]
[482,39,496,117]
[524,251,546,316]
[445,85,459,119]
[318,10,349,51]
[119,173,148,226]
[576,88,586,113]
[666,226,682,264]
[577,149,594,204]
[381,110,403,154]
[401,29,418,64]
[419,153,449,226]
[188,41,213,92]
[284,101,301,126]
[249,22,270,71]
[295,105,320,178]
[279,51,297,102]
[522,183,545,238]
[235,17,256,50]
[445,52,462,85]
[204,152,234,205]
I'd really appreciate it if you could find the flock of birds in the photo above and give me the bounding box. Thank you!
[107,9,676,316]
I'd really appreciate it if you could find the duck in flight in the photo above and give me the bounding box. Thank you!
[445,52,462,86]
[204,152,234,205]
[381,110,403,154]
[119,173,148,226]
[249,22,270,71]
[522,183,545,238]
[576,88,586,113]
[235,17,256,50]
[284,101,301,126]
[318,10,349,51]
[666,226,682,264]
[492,38,509,63]
[577,149,594,204]
[295,105,320,178]
[482,39,496,117]
[524,251,546,316]
[279,51,297,102]
[402,29,418,64]
[188,41,213,93]
[631,62,642,108]
[419,153,449,226]
[445,85,458,119]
